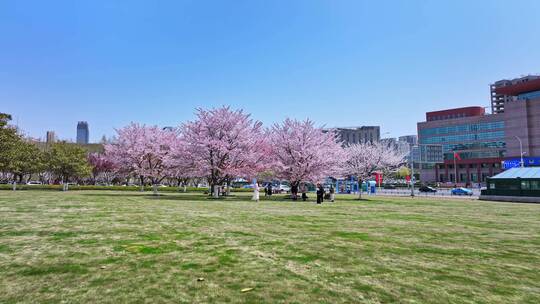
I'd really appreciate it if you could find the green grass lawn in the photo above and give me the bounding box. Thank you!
[0,191,539,303]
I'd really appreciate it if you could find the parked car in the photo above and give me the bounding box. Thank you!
[276,184,291,193]
[451,187,473,196]
[26,181,43,185]
[419,186,437,193]
[383,184,396,189]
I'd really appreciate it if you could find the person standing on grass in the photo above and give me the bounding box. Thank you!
[267,183,273,196]
[329,185,335,202]
[300,182,308,201]
[252,182,260,202]
[316,184,324,204]
[291,183,299,201]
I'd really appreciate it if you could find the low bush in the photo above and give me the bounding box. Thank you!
[0,184,254,192]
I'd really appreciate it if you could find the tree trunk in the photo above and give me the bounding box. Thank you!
[152,184,158,196]
[213,185,219,198]
[358,177,362,199]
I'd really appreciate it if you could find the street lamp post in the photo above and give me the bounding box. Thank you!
[514,136,524,168]
[410,159,415,197]
[409,146,416,197]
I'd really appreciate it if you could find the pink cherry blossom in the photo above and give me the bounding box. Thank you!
[104,123,179,194]
[342,141,404,198]
[180,106,270,197]
[88,152,117,185]
[267,118,344,188]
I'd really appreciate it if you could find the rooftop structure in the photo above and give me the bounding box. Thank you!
[323,126,380,146]
[490,75,540,114]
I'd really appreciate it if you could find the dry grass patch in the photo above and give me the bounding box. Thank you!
[0,190,539,303]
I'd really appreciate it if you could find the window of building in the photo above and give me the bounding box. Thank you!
[530,181,540,190]
[419,121,505,136]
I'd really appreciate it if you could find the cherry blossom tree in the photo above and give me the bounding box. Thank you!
[166,135,196,192]
[267,118,344,197]
[342,141,405,199]
[88,152,116,185]
[180,106,269,198]
[105,123,178,195]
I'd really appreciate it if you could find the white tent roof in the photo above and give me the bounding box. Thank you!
[491,167,540,179]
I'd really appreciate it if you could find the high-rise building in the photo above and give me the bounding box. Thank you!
[490,75,540,114]
[381,137,411,157]
[398,135,418,146]
[323,126,380,146]
[417,76,540,184]
[417,106,505,183]
[76,121,89,144]
[46,131,56,144]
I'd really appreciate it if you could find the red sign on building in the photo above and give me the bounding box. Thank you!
[374,172,383,184]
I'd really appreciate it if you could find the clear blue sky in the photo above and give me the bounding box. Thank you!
[2,0,540,142]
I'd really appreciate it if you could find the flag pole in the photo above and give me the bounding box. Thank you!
[454,153,458,185]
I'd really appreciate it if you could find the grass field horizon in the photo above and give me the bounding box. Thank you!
[1,191,539,303]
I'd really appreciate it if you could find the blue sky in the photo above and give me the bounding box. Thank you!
[1,0,540,142]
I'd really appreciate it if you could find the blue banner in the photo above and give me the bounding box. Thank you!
[502,157,540,169]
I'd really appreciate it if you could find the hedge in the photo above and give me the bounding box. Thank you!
[0,184,254,192]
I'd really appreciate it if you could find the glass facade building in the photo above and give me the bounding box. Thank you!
[417,107,507,185]
[76,121,89,144]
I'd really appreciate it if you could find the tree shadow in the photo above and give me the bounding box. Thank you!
[77,191,330,204]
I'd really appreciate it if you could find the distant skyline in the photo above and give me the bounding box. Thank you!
[2,0,540,142]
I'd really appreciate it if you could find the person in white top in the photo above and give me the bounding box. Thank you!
[252,183,260,202]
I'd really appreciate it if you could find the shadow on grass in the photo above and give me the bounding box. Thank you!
[351,198,370,201]
[78,192,297,203]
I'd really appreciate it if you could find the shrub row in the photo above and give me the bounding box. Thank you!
[0,184,254,192]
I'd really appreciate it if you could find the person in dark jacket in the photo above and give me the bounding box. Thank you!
[267,183,273,196]
[291,184,298,201]
[316,184,324,204]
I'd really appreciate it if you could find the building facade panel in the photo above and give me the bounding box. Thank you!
[418,109,506,184]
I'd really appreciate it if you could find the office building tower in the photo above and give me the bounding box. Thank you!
[323,126,380,146]
[490,75,540,114]
[76,121,89,144]
[46,131,56,144]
